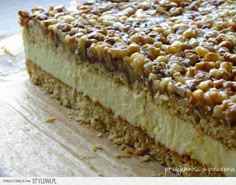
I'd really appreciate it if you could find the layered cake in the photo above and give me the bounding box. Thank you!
[18,0,236,176]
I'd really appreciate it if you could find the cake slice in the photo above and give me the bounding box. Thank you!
[18,0,236,176]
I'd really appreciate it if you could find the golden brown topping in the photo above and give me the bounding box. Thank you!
[18,0,236,126]
[127,43,140,54]
[191,89,204,103]
[196,80,213,92]
[146,45,160,60]
[183,28,198,39]
[169,62,184,75]
[129,53,145,75]
[195,46,209,58]
[219,41,234,51]
[108,42,128,59]
[204,52,222,62]
[224,53,236,64]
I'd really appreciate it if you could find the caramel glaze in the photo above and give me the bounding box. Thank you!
[18,0,236,127]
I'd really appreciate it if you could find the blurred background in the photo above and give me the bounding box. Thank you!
[0,0,72,35]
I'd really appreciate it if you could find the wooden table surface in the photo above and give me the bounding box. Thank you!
[0,33,172,177]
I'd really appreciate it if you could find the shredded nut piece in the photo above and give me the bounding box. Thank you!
[140,155,151,162]
[115,153,131,159]
[93,144,103,152]
[97,132,103,137]
[46,116,56,123]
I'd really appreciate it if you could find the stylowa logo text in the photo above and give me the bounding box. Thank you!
[32,178,56,184]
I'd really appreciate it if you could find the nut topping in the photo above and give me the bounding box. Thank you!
[18,0,236,126]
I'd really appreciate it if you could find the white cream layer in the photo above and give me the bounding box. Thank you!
[23,27,236,176]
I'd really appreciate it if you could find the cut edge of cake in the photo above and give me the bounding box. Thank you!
[22,20,234,176]
[18,0,236,177]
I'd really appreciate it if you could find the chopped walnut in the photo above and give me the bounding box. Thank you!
[18,0,236,126]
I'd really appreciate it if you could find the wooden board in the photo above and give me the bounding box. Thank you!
[0,33,173,177]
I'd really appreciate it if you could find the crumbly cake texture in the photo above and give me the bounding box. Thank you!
[18,0,236,176]
[26,59,223,177]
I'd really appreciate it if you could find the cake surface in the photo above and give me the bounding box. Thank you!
[18,0,236,176]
